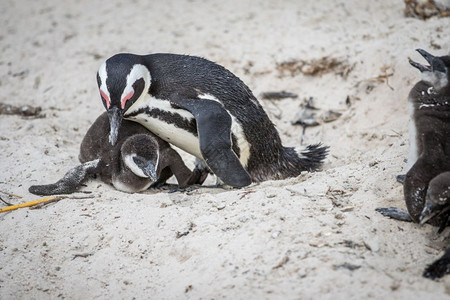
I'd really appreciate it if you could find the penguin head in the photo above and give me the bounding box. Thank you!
[97,54,151,145]
[121,134,160,182]
[419,172,450,226]
[409,49,450,91]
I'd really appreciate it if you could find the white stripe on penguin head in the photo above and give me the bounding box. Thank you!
[120,64,152,111]
[98,61,110,101]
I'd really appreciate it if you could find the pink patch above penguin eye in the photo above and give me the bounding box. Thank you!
[100,90,110,108]
[121,90,135,109]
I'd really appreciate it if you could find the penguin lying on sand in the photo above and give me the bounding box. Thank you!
[376,49,450,279]
[29,112,198,195]
[97,53,328,188]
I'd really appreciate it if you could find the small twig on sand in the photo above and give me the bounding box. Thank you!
[28,196,68,210]
[0,190,23,199]
[30,195,96,209]
[0,196,13,206]
[239,190,256,200]
[0,195,96,213]
[0,102,45,118]
[72,251,95,260]
[272,255,290,269]
[0,196,64,213]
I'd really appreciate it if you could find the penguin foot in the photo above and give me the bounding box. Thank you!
[186,167,210,186]
[396,174,406,184]
[375,207,413,222]
[168,185,202,194]
[423,248,450,280]
[150,183,178,190]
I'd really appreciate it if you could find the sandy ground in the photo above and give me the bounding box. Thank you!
[1,0,450,299]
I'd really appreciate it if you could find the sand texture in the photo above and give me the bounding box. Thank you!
[1,0,450,299]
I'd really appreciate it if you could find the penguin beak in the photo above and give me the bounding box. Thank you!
[419,202,450,226]
[419,202,440,226]
[142,162,158,182]
[107,106,123,145]
[409,49,446,73]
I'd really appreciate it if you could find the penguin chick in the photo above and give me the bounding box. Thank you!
[419,172,450,280]
[405,49,450,172]
[378,49,450,224]
[29,112,197,195]
[403,49,450,224]
[419,172,450,228]
[378,171,450,280]
[377,49,450,280]
[96,53,328,188]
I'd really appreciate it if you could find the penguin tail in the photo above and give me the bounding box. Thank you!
[281,143,328,174]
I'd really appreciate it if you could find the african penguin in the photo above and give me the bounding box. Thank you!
[419,172,450,227]
[97,53,328,187]
[376,49,450,279]
[419,172,450,280]
[29,112,197,195]
[403,49,450,223]
[378,49,450,224]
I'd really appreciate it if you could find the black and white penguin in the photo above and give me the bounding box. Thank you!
[376,49,450,279]
[29,112,196,195]
[419,172,450,227]
[97,53,328,187]
[403,49,450,223]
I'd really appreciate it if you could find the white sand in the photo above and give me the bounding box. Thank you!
[1,0,450,299]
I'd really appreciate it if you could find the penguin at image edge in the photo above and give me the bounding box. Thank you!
[376,49,450,280]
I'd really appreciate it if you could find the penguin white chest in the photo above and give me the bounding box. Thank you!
[126,97,202,158]
[125,94,251,167]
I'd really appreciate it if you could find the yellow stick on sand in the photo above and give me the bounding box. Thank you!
[0,196,66,213]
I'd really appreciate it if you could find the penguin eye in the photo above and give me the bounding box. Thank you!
[121,90,135,109]
[100,90,110,108]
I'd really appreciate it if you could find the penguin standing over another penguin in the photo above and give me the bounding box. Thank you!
[97,53,328,187]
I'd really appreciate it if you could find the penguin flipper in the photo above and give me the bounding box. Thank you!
[161,148,196,188]
[375,207,413,222]
[29,159,100,195]
[170,97,251,188]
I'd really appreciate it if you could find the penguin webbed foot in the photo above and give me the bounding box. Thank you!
[375,207,413,222]
[168,184,202,194]
[185,167,210,186]
[423,248,450,280]
[150,181,171,190]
